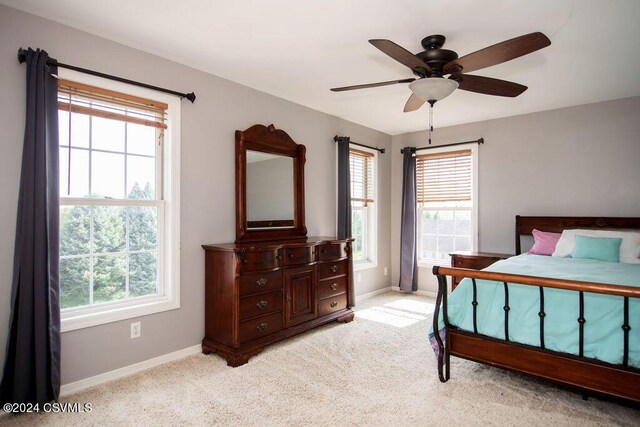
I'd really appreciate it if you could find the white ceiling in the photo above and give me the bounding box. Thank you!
[3,0,640,135]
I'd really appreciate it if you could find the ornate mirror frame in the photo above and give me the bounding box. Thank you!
[235,124,307,243]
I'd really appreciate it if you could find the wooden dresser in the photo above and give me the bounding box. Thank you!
[202,236,355,366]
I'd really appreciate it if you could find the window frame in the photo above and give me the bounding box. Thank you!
[58,69,181,332]
[348,146,378,270]
[416,144,478,267]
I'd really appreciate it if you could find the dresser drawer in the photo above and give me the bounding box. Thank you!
[318,293,348,316]
[318,243,347,261]
[284,246,314,266]
[452,255,500,270]
[239,291,283,321]
[239,312,283,343]
[239,270,282,296]
[317,276,347,300]
[318,260,348,279]
[238,249,280,272]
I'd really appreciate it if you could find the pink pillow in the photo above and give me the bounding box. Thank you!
[529,229,562,256]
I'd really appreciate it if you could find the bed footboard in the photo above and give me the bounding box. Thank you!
[432,266,640,403]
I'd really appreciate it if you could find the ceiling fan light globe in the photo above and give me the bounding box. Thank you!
[409,78,458,102]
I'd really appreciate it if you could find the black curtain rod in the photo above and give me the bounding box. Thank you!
[400,138,484,154]
[333,135,385,154]
[17,47,196,103]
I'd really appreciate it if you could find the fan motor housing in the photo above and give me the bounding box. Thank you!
[416,49,458,69]
[416,35,458,76]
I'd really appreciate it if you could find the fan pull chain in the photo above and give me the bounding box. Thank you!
[428,100,435,145]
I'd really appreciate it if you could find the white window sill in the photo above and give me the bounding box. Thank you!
[354,260,377,271]
[61,295,180,332]
[418,259,450,269]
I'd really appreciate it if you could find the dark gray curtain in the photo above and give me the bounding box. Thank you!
[1,48,60,404]
[336,137,351,239]
[399,147,417,292]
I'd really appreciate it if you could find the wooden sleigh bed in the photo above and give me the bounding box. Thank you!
[432,216,640,404]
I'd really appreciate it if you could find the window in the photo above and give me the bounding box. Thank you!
[349,147,377,266]
[417,148,477,264]
[58,72,180,332]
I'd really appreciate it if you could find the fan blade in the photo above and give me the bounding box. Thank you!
[451,74,527,97]
[369,39,433,74]
[444,32,551,74]
[330,78,415,92]
[404,94,426,112]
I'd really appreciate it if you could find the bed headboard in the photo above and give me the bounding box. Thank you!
[515,215,640,255]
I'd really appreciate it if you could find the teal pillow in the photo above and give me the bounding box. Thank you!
[573,235,622,263]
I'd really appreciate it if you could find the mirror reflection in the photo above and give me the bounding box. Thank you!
[246,150,294,229]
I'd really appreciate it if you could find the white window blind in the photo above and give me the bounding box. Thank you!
[57,79,168,129]
[416,149,472,203]
[350,148,374,206]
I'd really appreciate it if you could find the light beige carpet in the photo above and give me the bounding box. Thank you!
[1,292,638,426]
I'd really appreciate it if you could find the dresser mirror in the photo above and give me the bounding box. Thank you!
[246,150,294,228]
[235,124,307,242]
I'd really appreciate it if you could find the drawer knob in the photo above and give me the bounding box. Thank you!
[321,249,327,254]
[257,300,268,310]
[330,265,338,273]
[289,253,295,258]
[330,283,338,291]
[256,278,267,287]
[242,259,248,264]
[330,301,338,308]
[257,323,267,332]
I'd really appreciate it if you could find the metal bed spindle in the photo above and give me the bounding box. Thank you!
[471,278,478,334]
[539,287,546,349]
[578,291,586,357]
[503,282,510,341]
[622,296,630,367]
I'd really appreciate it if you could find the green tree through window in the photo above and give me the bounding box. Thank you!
[60,183,158,309]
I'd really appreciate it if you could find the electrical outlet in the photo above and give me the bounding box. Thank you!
[357,273,362,283]
[384,267,388,276]
[130,321,141,339]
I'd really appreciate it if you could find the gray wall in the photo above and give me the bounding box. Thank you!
[0,5,392,384]
[391,96,640,293]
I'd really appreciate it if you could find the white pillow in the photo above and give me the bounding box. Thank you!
[552,229,640,264]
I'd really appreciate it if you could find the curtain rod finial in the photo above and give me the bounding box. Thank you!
[379,148,386,154]
[478,137,484,144]
[184,92,196,103]
[17,48,27,64]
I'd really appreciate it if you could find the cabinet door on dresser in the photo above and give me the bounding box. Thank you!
[284,265,318,327]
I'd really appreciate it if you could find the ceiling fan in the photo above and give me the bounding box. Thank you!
[330,32,551,112]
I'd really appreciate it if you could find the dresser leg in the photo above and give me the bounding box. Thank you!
[201,342,217,355]
[225,353,251,367]
[337,311,355,323]
[207,347,264,367]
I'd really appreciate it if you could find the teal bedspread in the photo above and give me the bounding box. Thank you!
[437,254,640,368]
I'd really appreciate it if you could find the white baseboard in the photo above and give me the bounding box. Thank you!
[391,286,437,299]
[355,287,391,303]
[60,344,202,396]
